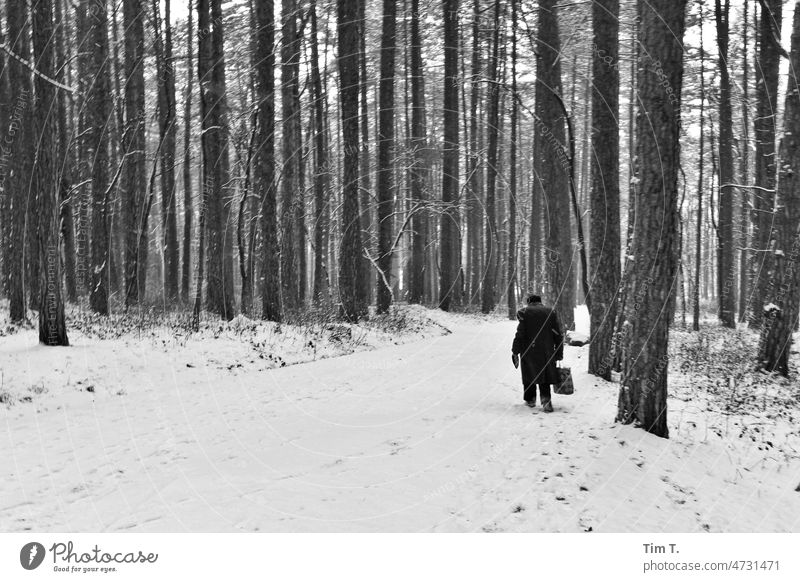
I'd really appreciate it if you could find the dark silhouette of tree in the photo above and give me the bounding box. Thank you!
[588,0,620,379]
[617,0,686,439]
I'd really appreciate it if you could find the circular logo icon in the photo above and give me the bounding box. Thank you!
[20,542,46,570]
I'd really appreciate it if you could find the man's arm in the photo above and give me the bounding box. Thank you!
[552,310,564,361]
[511,310,526,355]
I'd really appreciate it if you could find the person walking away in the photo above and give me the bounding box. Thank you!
[511,294,564,411]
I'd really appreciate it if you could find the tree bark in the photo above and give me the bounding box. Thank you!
[588,0,620,379]
[181,0,194,303]
[153,0,179,303]
[375,0,397,314]
[122,0,147,307]
[481,0,501,314]
[439,0,462,311]
[715,0,736,327]
[617,0,686,438]
[337,0,368,321]
[408,0,429,305]
[534,0,574,330]
[280,0,302,312]
[507,0,518,319]
[87,0,111,315]
[749,0,782,329]
[198,0,234,320]
[4,0,33,322]
[757,2,800,376]
[32,0,69,345]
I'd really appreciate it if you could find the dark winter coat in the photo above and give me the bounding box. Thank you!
[512,302,564,386]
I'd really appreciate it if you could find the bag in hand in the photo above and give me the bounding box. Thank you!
[554,366,574,395]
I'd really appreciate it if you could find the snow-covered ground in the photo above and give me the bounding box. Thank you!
[1,305,798,532]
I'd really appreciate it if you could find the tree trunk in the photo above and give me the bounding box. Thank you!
[481,0,501,314]
[588,0,620,380]
[467,0,483,305]
[310,0,331,303]
[255,0,280,321]
[738,0,750,323]
[749,0,782,329]
[337,0,368,321]
[181,0,194,303]
[32,0,69,345]
[358,0,373,308]
[153,0,179,303]
[55,0,77,304]
[4,0,33,322]
[439,0,462,311]
[715,0,736,327]
[375,0,397,314]
[693,14,706,332]
[617,0,686,439]
[87,0,111,315]
[507,0,518,319]
[280,0,302,312]
[122,0,147,307]
[757,2,800,376]
[534,0,574,330]
[198,0,234,320]
[408,0,429,305]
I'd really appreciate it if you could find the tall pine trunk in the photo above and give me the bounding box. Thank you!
[181,1,194,302]
[757,2,800,376]
[588,0,620,379]
[198,0,234,320]
[693,15,706,332]
[617,0,686,438]
[715,0,736,327]
[337,0,368,321]
[88,0,111,315]
[310,0,330,302]
[254,0,280,320]
[506,0,518,319]
[408,0,429,305]
[122,0,147,306]
[154,0,178,303]
[5,0,33,322]
[280,0,302,312]
[33,0,69,345]
[534,0,574,330]
[749,0,782,329]
[467,0,483,305]
[481,0,501,314]
[376,0,397,313]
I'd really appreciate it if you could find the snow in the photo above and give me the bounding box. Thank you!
[1,305,798,532]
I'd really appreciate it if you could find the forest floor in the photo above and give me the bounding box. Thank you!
[0,303,798,532]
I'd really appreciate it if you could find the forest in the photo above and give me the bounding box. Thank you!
[0,0,799,444]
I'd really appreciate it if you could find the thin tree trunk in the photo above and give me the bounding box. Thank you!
[88,0,111,315]
[715,0,736,327]
[694,14,706,332]
[439,0,462,311]
[375,0,397,314]
[507,0,518,319]
[33,0,69,345]
[5,0,33,322]
[181,0,194,302]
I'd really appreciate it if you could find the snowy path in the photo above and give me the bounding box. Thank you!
[2,316,799,532]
